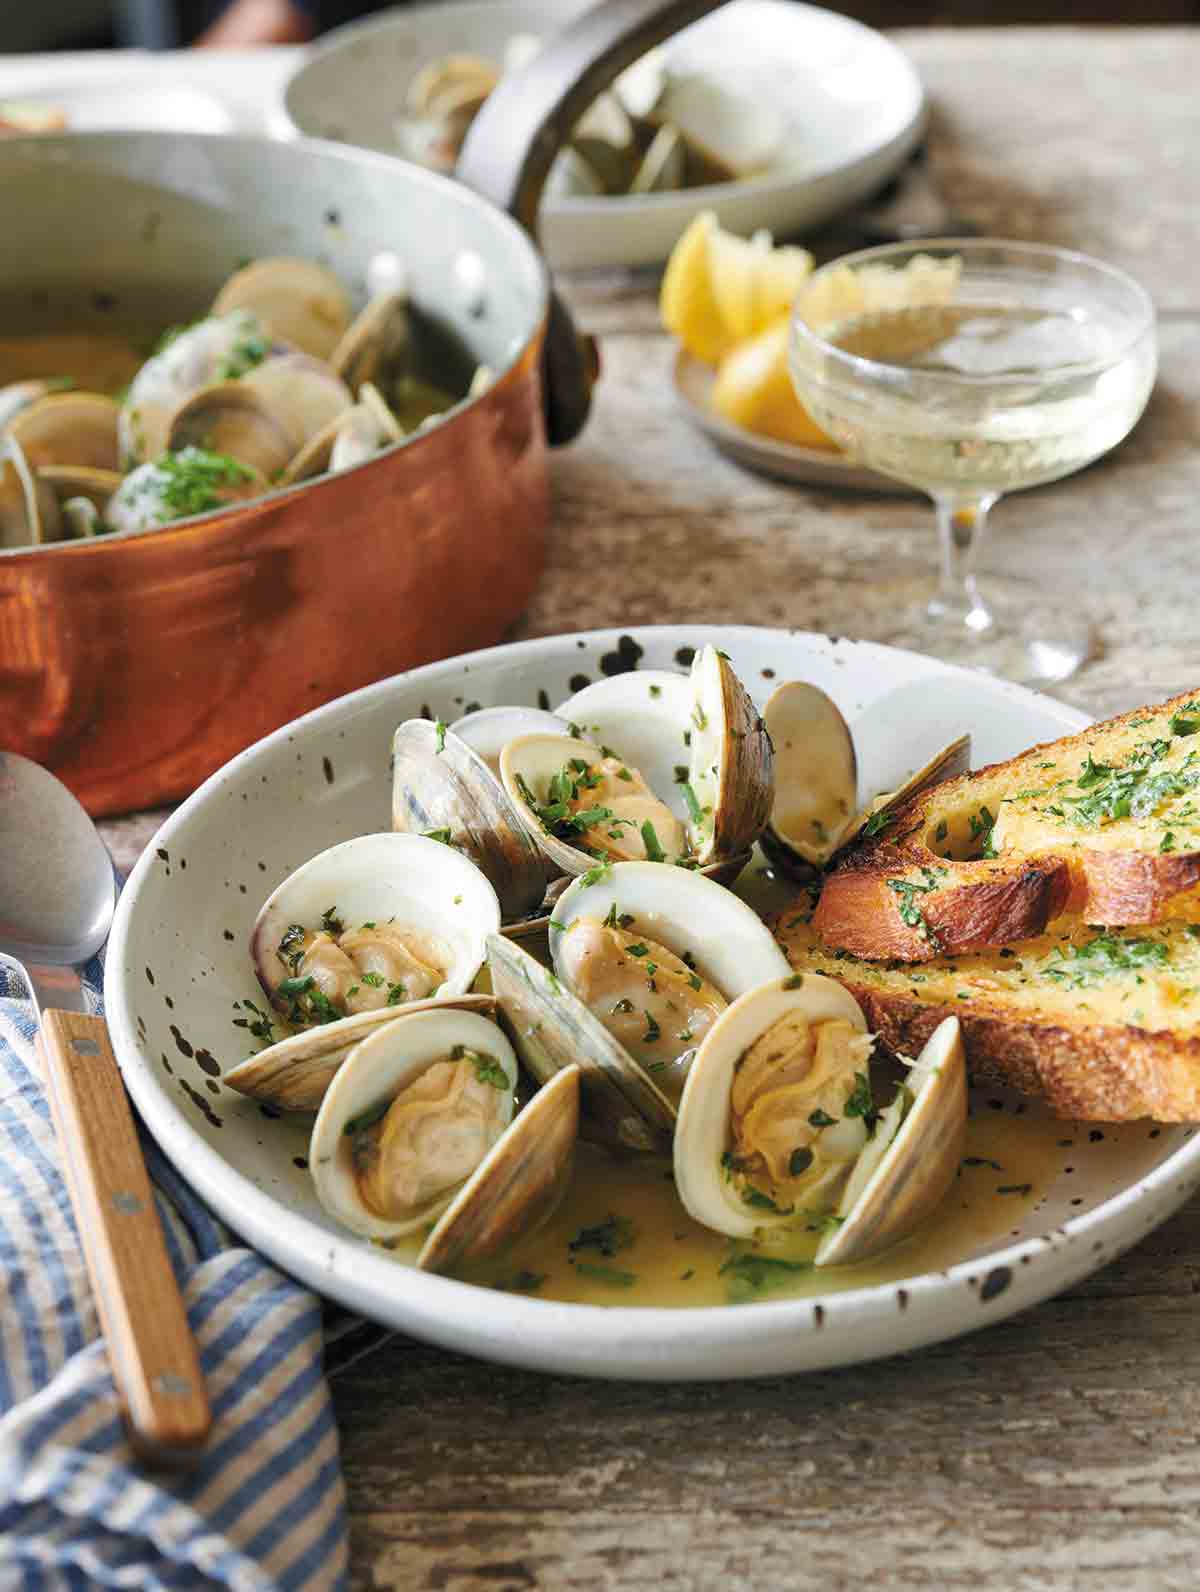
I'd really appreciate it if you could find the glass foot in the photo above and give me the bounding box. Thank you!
[885,575,1096,687]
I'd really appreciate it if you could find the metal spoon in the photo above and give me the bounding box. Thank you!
[0,751,211,1464]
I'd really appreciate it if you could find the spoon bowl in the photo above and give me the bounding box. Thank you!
[0,751,115,974]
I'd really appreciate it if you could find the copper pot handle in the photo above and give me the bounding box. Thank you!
[456,0,729,447]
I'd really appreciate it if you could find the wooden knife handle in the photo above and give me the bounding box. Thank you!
[40,1008,212,1466]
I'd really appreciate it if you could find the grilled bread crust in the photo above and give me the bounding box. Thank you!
[770,904,1200,1122]
[813,688,1200,961]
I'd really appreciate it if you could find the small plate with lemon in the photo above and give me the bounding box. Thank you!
[663,210,916,492]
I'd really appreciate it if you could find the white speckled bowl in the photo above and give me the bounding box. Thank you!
[105,627,1200,1380]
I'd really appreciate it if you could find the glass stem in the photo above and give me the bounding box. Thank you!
[928,491,998,634]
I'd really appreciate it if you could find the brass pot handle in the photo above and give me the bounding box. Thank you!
[456,0,729,447]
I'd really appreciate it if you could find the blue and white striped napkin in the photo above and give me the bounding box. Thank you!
[0,957,350,1591]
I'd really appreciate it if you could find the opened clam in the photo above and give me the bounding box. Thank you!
[0,435,64,548]
[673,975,967,1264]
[762,679,970,875]
[6,391,120,473]
[391,717,557,927]
[251,831,499,1028]
[210,257,352,362]
[549,859,790,1107]
[501,645,773,884]
[309,1005,519,1240]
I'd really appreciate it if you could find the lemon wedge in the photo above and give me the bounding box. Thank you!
[659,212,732,364]
[710,318,837,451]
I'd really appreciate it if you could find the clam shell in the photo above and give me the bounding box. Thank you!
[166,383,297,481]
[211,256,351,362]
[549,860,790,1091]
[391,718,553,924]
[487,932,675,1155]
[251,830,500,1020]
[240,355,353,449]
[555,649,772,872]
[222,991,496,1111]
[358,381,404,443]
[689,644,773,865]
[450,704,570,774]
[329,291,408,392]
[672,972,870,1240]
[38,464,123,511]
[309,1005,518,1240]
[0,435,63,548]
[629,124,686,195]
[277,411,341,485]
[815,1017,967,1267]
[0,378,63,433]
[652,70,784,178]
[61,497,102,537]
[840,734,972,852]
[7,391,120,473]
[761,681,858,872]
[417,1062,580,1275]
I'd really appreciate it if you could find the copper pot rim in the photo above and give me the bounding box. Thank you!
[0,128,554,562]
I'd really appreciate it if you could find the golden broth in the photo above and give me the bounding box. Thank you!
[0,332,145,395]
[384,1093,1087,1308]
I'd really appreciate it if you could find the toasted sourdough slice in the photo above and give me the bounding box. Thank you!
[812,688,1200,960]
[770,895,1200,1121]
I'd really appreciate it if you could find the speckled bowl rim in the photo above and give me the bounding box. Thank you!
[106,626,1200,1380]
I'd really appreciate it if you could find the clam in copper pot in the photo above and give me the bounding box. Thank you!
[0,0,724,816]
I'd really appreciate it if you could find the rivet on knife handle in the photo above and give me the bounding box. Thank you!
[40,1008,212,1465]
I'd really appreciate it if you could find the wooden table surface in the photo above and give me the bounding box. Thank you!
[98,27,1200,1590]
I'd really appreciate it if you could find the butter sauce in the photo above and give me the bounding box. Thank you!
[383,1089,1093,1307]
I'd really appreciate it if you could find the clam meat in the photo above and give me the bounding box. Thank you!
[674,974,967,1264]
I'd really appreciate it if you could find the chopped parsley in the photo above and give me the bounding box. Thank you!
[1169,705,1200,737]
[1042,933,1169,990]
[150,445,255,520]
[343,1098,391,1137]
[863,809,895,838]
[1062,741,1199,827]
[843,1072,873,1120]
[886,866,946,947]
[216,330,270,381]
[643,1010,661,1044]
[434,720,447,753]
[422,827,454,845]
[471,1052,510,1090]
[807,1108,836,1128]
[573,1261,636,1287]
[568,1214,635,1258]
[231,997,275,1045]
[641,820,666,862]
[720,1251,811,1301]
[680,782,705,826]
[320,906,344,935]
[788,1147,814,1176]
[782,974,804,990]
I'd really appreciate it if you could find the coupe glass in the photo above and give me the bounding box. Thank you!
[788,238,1157,684]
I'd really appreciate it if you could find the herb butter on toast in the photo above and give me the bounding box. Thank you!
[770,896,1200,1122]
[813,690,1200,960]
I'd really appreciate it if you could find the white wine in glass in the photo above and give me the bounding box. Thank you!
[788,239,1157,685]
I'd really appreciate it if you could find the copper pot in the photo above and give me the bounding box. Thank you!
[0,0,721,816]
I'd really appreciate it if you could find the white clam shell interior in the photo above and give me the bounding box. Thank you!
[251,830,500,999]
[309,1005,517,1240]
[555,670,695,830]
[451,705,569,773]
[672,972,869,1240]
[549,859,789,1001]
